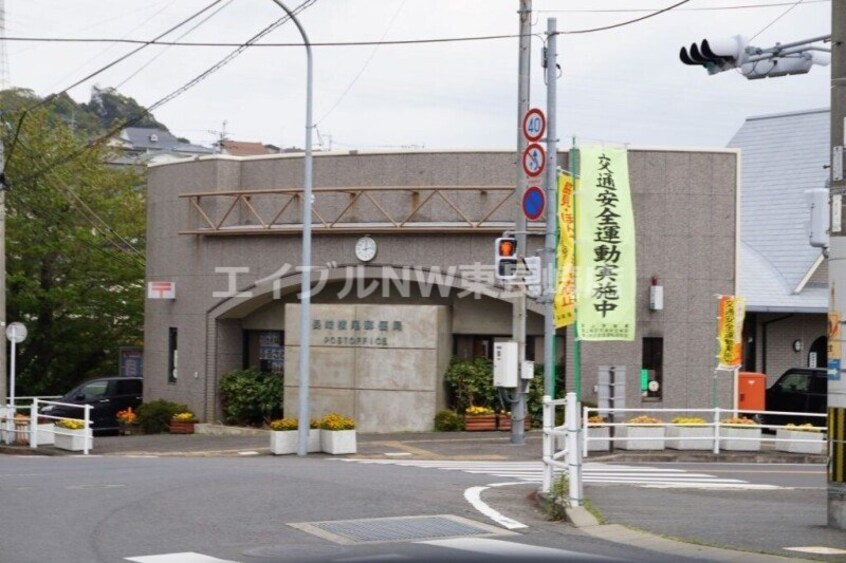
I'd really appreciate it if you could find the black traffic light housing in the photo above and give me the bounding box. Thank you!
[495,237,518,280]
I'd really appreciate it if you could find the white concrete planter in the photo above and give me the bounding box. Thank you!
[615,426,665,450]
[37,423,55,446]
[270,429,320,454]
[321,429,357,455]
[586,427,610,451]
[665,426,713,450]
[54,428,92,452]
[775,429,825,454]
[719,426,761,451]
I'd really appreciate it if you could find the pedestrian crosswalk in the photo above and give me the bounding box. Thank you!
[340,459,784,490]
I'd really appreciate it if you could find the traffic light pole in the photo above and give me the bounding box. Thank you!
[510,0,531,446]
[827,0,846,529]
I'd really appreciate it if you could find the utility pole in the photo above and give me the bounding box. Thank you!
[543,19,558,397]
[827,0,846,530]
[0,122,6,406]
[511,0,531,446]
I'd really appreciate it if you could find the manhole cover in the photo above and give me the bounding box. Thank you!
[289,514,514,545]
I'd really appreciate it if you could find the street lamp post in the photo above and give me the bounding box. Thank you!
[269,0,314,457]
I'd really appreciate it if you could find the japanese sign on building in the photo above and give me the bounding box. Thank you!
[554,172,576,328]
[312,318,403,347]
[717,295,746,369]
[575,146,636,341]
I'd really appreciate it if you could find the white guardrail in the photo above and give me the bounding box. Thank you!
[582,406,827,457]
[542,393,582,506]
[1,397,92,455]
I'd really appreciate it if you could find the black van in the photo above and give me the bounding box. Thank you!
[40,377,143,434]
[757,368,827,426]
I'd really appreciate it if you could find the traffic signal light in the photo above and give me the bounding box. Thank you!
[680,35,829,79]
[679,36,748,75]
[495,237,518,280]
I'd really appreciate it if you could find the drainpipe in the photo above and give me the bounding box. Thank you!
[761,314,794,375]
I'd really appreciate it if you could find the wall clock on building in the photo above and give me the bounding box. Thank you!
[355,235,377,262]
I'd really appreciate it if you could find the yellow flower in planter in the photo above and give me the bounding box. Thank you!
[55,419,85,430]
[172,412,197,422]
[587,415,607,425]
[672,416,707,426]
[627,415,661,426]
[785,423,823,433]
[722,416,757,427]
[269,418,298,431]
[319,413,356,431]
[465,406,495,416]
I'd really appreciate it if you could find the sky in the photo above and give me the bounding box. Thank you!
[4,0,833,151]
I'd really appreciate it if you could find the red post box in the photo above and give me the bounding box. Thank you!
[737,372,767,411]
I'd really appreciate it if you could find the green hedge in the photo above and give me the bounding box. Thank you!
[137,399,188,434]
[219,368,284,427]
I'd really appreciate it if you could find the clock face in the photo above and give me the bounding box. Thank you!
[355,236,377,262]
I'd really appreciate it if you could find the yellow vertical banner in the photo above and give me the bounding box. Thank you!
[575,147,636,340]
[717,295,746,369]
[554,173,575,328]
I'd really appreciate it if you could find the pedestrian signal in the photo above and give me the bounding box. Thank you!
[495,237,518,280]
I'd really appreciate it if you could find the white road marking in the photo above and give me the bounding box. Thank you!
[342,459,785,490]
[463,483,529,530]
[126,553,239,563]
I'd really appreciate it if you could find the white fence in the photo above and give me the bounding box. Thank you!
[2,397,92,455]
[582,406,827,457]
[541,393,582,506]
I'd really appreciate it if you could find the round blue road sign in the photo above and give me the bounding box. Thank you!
[522,186,546,221]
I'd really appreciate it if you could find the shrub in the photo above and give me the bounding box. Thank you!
[219,368,284,427]
[443,357,496,413]
[319,413,355,430]
[137,400,188,434]
[434,410,462,431]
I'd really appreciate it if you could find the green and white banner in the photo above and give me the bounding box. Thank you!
[575,146,636,341]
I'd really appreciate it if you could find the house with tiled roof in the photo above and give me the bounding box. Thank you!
[112,127,214,166]
[728,108,829,383]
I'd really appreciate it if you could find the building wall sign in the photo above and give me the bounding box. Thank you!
[312,319,403,347]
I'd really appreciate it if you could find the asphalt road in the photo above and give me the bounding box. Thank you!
[1,454,727,563]
[585,462,844,561]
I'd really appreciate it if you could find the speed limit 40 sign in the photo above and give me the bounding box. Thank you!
[522,108,546,142]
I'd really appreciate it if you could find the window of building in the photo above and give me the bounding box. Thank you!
[642,336,663,401]
[168,327,178,384]
[244,330,284,374]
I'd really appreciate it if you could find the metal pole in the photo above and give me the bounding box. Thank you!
[511,0,531,446]
[827,0,846,529]
[0,126,7,408]
[9,337,14,411]
[565,392,582,507]
[543,19,558,398]
[570,144,582,401]
[269,0,314,457]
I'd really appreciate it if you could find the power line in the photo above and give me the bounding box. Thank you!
[12,0,318,187]
[750,0,807,40]
[537,0,826,12]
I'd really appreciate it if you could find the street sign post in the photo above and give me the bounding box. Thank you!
[522,108,546,142]
[522,186,546,221]
[522,143,546,178]
[5,322,27,429]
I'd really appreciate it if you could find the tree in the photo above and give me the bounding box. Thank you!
[1,88,146,395]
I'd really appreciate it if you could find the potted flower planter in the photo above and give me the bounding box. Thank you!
[719,426,762,451]
[169,420,196,434]
[54,428,92,452]
[775,428,825,454]
[321,430,357,454]
[464,414,497,431]
[586,426,611,451]
[37,423,55,445]
[615,426,666,450]
[270,429,320,454]
[666,426,713,450]
[496,414,531,432]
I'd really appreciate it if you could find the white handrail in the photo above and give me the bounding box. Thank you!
[542,393,582,507]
